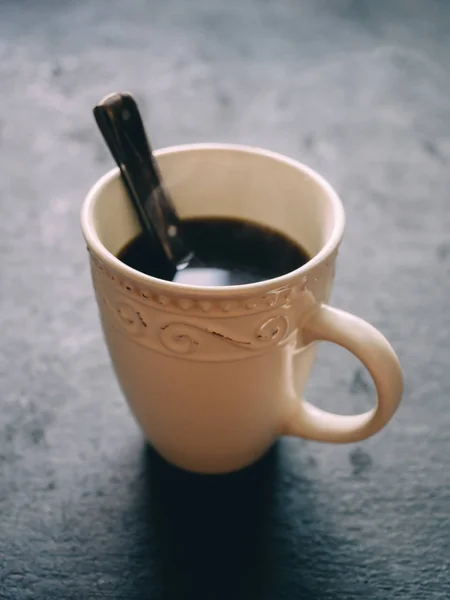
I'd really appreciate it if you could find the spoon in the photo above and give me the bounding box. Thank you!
[93,91,193,280]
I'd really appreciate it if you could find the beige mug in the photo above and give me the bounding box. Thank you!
[81,144,403,473]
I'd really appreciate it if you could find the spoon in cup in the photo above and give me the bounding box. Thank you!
[93,91,193,281]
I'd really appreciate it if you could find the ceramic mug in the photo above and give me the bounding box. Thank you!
[81,144,403,473]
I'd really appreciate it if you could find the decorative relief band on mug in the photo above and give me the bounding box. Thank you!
[95,287,294,361]
[87,249,338,318]
[158,315,290,356]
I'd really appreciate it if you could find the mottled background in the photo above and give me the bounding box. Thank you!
[0,1,449,599]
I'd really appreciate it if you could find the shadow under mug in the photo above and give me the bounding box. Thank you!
[81,143,403,473]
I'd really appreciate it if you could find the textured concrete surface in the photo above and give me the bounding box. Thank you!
[1,1,450,598]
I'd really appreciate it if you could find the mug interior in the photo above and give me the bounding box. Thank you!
[83,144,344,283]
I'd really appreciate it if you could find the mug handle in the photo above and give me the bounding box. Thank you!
[284,305,403,443]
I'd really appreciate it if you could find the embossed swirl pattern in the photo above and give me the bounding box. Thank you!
[158,315,289,355]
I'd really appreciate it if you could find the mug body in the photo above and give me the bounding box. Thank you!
[82,144,344,473]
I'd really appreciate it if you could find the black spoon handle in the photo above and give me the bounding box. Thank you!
[93,92,191,268]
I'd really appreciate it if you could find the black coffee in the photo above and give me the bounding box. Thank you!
[117,217,309,286]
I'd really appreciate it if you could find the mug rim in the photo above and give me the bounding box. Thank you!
[81,143,345,297]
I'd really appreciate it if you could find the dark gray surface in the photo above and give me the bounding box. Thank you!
[1,1,450,598]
